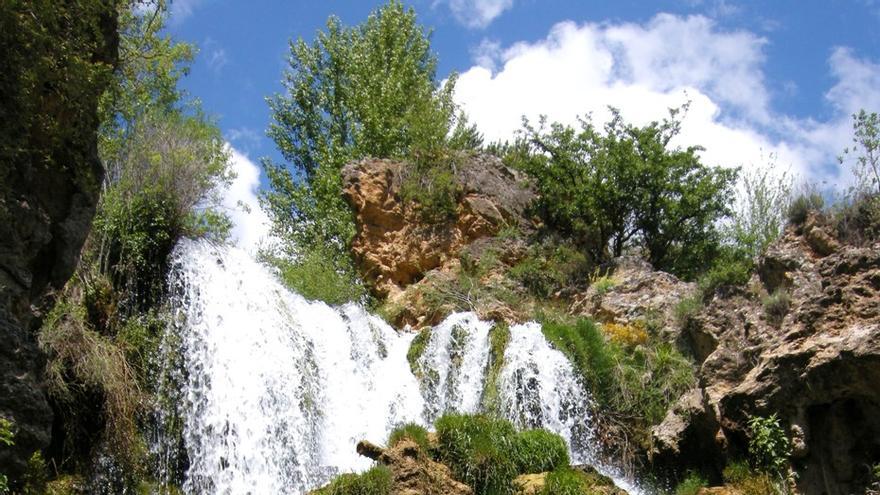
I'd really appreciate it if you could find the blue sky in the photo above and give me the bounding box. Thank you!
[164,0,880,250]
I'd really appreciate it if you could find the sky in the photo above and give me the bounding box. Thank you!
[163,0,880,251]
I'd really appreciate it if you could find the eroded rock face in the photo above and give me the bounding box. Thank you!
[570,256,696,338]
[653,216,880,493]
[342,154,536,301]
[0,4,119,479]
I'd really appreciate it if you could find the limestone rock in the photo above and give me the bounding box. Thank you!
[342,154,536,301]
[0,4,119,480]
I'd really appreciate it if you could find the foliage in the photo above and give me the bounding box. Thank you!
[263,0,477,301]
[726,162,792,260]
[723,460,783,495]
[591,274,617,296]
[674,295,703,329]
[268,247,368,306]
[543,319,696,436]
[674,472,708,495]
[602,322,648,347]
[835,191,880,244]
[748,414,791,475]
[387,423,431,453]
[840,109,880,197]
[786,191,824,226]
[314,465,393,495]
[511,429,570,475]
[0,418,12,495]
[0,0,117,195]
[762,290,791,327]
[539,468,587,495]
[22,452,48,495]
[407,328,432,377]
[695,247,754,301]
[434,414,518,495]
[515,106,737,279]
[509,242,590,298]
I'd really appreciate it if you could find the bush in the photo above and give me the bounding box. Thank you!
[511,430,570,475]
[434,414,518,495]
[762,290,791,327]
[723,459,753,484]
[603,322,648,347]
[696,254,753,300]
[748,414,791,475]
[509,243,590,298]
[540,468,586,495]
[315,465,393,495]
[787,192,824,225]
[674,295,702,328]
[272,248,367,306]
[387,423,430,453]
[675,472,708,495]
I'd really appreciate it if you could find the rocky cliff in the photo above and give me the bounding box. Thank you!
[0,2,119,479]
[653,213,880,494]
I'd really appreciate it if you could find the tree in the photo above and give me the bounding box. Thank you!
[840,109,880,197]
[725,159,792,260]
[517,107,737,279]
[262,0,475,302]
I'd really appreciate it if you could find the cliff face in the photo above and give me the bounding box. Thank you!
[653,214,880,494]
[0,2,119,478]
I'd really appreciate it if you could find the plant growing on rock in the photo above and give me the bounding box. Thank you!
[748,414,791,475]
[387,423,431,453]
[762,290,792,327]
[314,465,393,495]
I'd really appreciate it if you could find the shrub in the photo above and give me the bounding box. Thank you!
[271,248,367,306]
[591,273,617,296]
[540,468,586,495]
[315,465,393,495]
[675,472,708,495]
[387,423,430,453]
[434,414,518,495]
[510,243,590,298]
[696,255,753,300]
[723,459,753,484]
[602,322,648,347]
[787,192,824,225]
[722,460,781,495]
[511,430,570,475]
[762,290,791,327]
[22,452,47,495]
[748,414,791,475]
[407,328,432,377]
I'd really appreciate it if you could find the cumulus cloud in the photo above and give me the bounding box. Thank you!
[222,146,271,254]
[453,14,880,188]
[437,0,514,29]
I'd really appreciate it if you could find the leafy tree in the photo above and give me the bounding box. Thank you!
[725,160,792,260]
[262,0,476,302]
[516,107,737,278]
[840,109,880,196]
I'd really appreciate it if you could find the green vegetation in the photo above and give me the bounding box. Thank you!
[762,290,791,327]
[262,0,479,303]
[407,328,432,377]
[0,418,12,494]
[509,242,590,298]
[511,429,570,474]
[434,414,519,495]
[674,472,708,495]
[481,323,511,414]
[748,414,791,475]
[725,163,793,261]
[541,318,696,446]
[540,468,588,495]
[387,423,431,453]
[512,106,737,280]
[314,465,393,495]
[722,460,785,495]
[787,190,825,226]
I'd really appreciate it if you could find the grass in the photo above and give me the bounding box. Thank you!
[387,423,431,453]
[433,414,519,495]
[674,295,702,329]
[509,242,590,298]
[675,472,708,495]
[313,465,393,495]
[541,319,615,405]
[511,429,570,475]
[273,248,367,306]
[540,468,587,495]
[406,328,432,377]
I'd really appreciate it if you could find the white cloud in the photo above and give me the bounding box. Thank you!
[437,0,514,29]
[454,14,880,189]
[222,146,272,254]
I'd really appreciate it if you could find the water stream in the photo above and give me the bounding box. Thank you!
[156,240,641,494]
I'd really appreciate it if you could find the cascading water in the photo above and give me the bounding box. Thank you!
[156,240,642,494]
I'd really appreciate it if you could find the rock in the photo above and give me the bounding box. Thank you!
[344,439,472,495]
[0,3,119,480]
[513,466,628,495]
[342,154,536,300]
[570,256,696,339]
[656,223,880,494]
[514,472,546,495]
[697,487,743,495]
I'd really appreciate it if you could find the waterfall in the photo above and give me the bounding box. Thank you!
[157,240,641,494]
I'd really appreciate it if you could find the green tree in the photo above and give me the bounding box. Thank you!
[262,0,475,302]
[724,160,792,260]
[840,109,880,196]
[517,107,737,278]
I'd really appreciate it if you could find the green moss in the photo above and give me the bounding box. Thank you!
[314,465,393,495]
[481,323,511,414]
[540,468,587,495]
[387,423,430,453]
[406,328,432,378]
[512,430,569,475]
[541,319,615,405]
[434,414,518,495]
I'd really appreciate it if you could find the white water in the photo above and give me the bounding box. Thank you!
[157,240,642,494]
